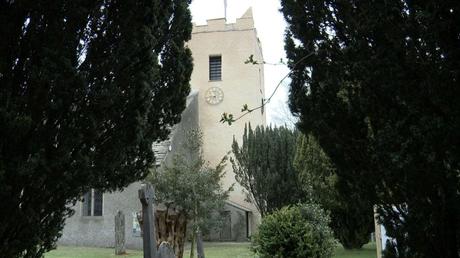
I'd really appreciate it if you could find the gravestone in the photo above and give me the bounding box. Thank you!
[196,229,205,258]
[115,210,126,255]
[139,183,158,258]
[158,242,175,258]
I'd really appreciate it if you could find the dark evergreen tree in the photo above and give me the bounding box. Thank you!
[0,0,193,257]
[294,134,373,249]
[230,124,303,216]
[282,1,460,257]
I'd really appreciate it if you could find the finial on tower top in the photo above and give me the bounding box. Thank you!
[224,0,227,20]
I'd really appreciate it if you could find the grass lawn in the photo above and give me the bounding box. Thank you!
[333,243,376,258]
[46,242,376,258]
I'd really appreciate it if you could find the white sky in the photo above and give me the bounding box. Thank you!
[190,0,296,127]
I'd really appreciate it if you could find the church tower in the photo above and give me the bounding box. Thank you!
[187,8,266,239]
[59,8,266,247]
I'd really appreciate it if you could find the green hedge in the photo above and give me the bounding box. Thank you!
[252,203,336,258]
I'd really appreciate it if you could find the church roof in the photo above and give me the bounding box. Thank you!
[152,90,198,166]
[226,200,253,212]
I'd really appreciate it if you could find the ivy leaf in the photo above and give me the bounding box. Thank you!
[244,54,259,65]
[220,113,235,125]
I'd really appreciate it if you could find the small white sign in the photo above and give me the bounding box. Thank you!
[132,212,141,237]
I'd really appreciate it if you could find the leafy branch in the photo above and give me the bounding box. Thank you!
[244,54,286,66]
[220,52,314,125]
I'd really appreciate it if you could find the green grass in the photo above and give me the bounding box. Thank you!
[46,242,376,258]
[334,243,376,258]
[183,242,255,258]
[45,246,142,258]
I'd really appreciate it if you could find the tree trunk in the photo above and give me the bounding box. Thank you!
[190,231,196,258]
[154,205,188,258]
[444,194,459,258]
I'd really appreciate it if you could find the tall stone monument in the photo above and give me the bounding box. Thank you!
[139,183,158,258]
[115,210,126,255]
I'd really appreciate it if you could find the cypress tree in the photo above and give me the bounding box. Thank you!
[281,1,460,257]
[295,134,374,249]
[0,0,193,256]
[231,124,303,216]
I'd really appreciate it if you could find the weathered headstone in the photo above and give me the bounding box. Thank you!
[196,229,205,258]
[139,183,158,258]
[158,242,175,258]
[115,210,126,255]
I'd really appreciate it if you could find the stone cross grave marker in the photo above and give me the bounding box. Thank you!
[115,210,126,255]
[139,183,158,258]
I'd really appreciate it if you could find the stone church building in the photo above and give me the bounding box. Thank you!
[59,8,265,249]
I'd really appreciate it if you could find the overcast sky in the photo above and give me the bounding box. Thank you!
[190,0,296,126]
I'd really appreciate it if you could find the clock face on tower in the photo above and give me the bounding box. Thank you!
[205,87,224,105]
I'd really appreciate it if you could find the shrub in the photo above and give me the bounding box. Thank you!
[252,203,336,258]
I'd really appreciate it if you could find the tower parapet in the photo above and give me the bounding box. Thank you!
[192,7,255,33]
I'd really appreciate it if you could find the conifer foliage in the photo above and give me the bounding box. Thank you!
[252,203,335,258]
[282,1,460,257]
[230,124,303,217]
[294,134,374,249]
[0,0,193,256]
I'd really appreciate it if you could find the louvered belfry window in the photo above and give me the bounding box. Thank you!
[209,55,222,81]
